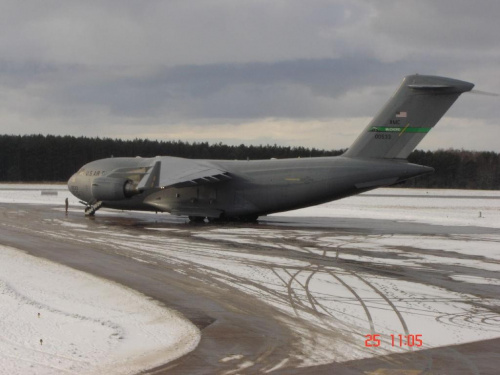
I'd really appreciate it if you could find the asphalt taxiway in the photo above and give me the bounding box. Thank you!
[1,202,499,374]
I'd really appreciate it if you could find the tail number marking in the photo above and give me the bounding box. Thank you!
[374,134,392,140]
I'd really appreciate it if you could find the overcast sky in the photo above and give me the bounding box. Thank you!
[1,0,499,151]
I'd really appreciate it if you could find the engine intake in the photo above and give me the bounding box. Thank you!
[91,177,139,201]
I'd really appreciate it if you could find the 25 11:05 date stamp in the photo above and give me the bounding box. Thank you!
[364,334,423,347]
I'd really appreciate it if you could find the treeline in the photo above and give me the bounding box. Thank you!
[0,134,498,189]
[402,149,500,190]
[0,134,341,182]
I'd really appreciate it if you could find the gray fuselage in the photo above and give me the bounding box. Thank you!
[67,74,473,220]
[68,155,431,219]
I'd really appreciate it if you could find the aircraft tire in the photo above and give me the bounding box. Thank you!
[188,216,206,223]
[207,217,226,223]
[237,215,259,223]
[207,215,259,223]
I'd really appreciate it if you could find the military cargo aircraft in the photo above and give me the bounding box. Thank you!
[68,75,474,222]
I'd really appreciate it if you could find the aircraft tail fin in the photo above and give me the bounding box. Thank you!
[343,75,474,159]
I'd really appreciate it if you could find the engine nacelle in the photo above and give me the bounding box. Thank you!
[91,177,139,201]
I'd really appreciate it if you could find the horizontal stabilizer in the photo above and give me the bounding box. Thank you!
[407,84,452,90]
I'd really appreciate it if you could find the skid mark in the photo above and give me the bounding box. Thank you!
[351,272,409,337]
[21,212,500,367]
[323,269,375,335]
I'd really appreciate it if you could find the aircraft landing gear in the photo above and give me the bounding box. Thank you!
[207,214,259,223]
[238,214,259,223]
[188,216,206,223]
[207,217,224,223]
[83,201,103,216]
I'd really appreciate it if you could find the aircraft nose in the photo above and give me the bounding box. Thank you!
[68,173,75,187]
[67,173,81,199]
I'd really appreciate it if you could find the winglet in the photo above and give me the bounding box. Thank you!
[137,160,161,191]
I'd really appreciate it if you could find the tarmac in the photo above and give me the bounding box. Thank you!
[1,201,499,374]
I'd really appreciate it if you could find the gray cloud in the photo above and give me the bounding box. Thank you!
[370,0,500,54]
[0,0,498,151]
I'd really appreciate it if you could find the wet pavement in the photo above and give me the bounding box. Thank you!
[1,202,500,374]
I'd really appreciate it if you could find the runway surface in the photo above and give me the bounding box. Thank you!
[1,191,500,374]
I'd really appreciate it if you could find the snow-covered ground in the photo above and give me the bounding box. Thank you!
[1,184,500,370]
[156,227,500,364]
[0,244,200,375]
[276,188,500,229]
[0,184,72,206]
[1,184,498,228]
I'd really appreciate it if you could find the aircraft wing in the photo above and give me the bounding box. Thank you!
[159,167,231,188]
[139,157,231,190]
[99,157,231,194]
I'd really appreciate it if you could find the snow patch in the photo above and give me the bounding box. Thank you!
[0,245,200,375]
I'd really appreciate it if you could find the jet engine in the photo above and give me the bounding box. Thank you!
[91,177,139,201]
